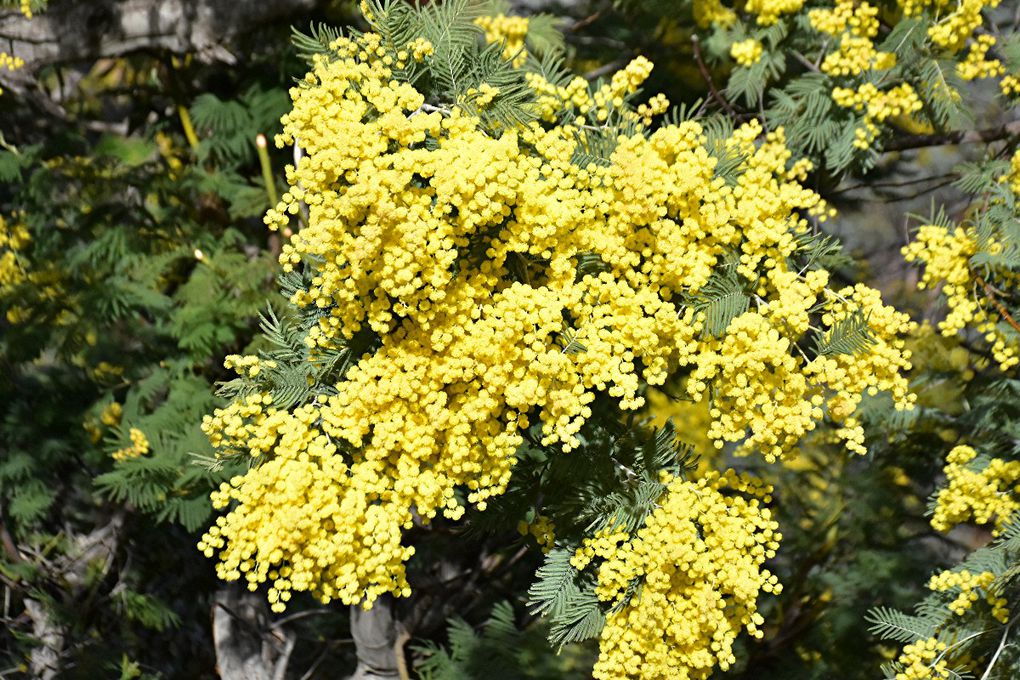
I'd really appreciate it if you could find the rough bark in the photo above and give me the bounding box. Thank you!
[212,587,296,680]
[17,514,124,679]
[23,599,63,680]
[348,596,409,680]
[0,0,316,91]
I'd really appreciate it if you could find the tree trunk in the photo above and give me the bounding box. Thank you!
[212,587,295,680]
[348,596,409,680]
[0,0,316,92]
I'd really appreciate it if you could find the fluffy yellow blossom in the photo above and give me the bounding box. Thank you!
[467,82,500,107]
[833,82,923,149]
[931,445,1020,534]
[517,515,556,553]
[690,311,822,462]
[0,50,24,96]
[407,37,434,61]
[902,224,1019,371]
[571,526,630,571]
[810,0,895,77]
[635,93,669,126]
[957,35,1004,80]
[1010,148,1020,195]
[893,637,949,680]
[0,215,30,290]
[223,354,277,378]
[927,0,999,53]
[809,0,881,37]
[744,0,805,25]
[928,569,1008,621]
[100,402,123,427]
[1001,74,1020,97]
[204,26,913,636]
[20,0,32,19]
[112,428,150,462]
[693,0,736,27]
[475,14,529,66]
[730,39,763,66]
[588,471,781,679]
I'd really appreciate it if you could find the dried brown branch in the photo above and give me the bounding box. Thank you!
[691,34,737,118]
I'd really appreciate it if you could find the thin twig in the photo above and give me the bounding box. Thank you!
[830,171,959,196]
[270,608,336,630]
[979,616,1014,680]
[884,120,1020,152]
[569,4,608,32]
[974,271,1020,335]
[691,35,737,118]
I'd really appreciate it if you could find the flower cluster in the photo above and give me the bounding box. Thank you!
[810,0,896,77]
[474,13,529,66]
[832,83,923,149]
[0,214,29,291]
[586,471,781,679]
[202,27,914,676]
[112,427,150,462]
[893,638,950,680]
[931,445,1020,534]
[744,0,805,25]
[223,354,277,378]
[697,0,1014,153]
[957,35,1004,81]
[903,224,1019,371]
[730,39,763,66]
[928,568,1008,622]
[517,515,556,553]
[925,0,999,53]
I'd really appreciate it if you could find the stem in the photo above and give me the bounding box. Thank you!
[979,618,1013,680]
[256,134,278,207]
[974,271,1020,335]
[177,105,200,153]
[884,120,1020,152]
[691,35,737,118]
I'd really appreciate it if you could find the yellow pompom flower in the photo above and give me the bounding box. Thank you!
[588,471,781,679]
[931,445,1020,534]
[730,39,764,66]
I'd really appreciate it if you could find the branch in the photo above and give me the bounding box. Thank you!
[691,35,737,118]
[883,120,1020,152]
[974,271,1020,335]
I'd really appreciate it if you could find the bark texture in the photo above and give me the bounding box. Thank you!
[212,587,296,680]
[0,0,316,91]
[348,596,409,680]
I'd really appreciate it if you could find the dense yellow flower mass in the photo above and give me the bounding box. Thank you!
[810,0,895,77]
[903,225,1019,371]
[697,0,1011,152]
[587,471,781,679]
[200,22,915,674]
[889,566,1010,677]
[475,13,529,66]
[931,445,1020,534]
